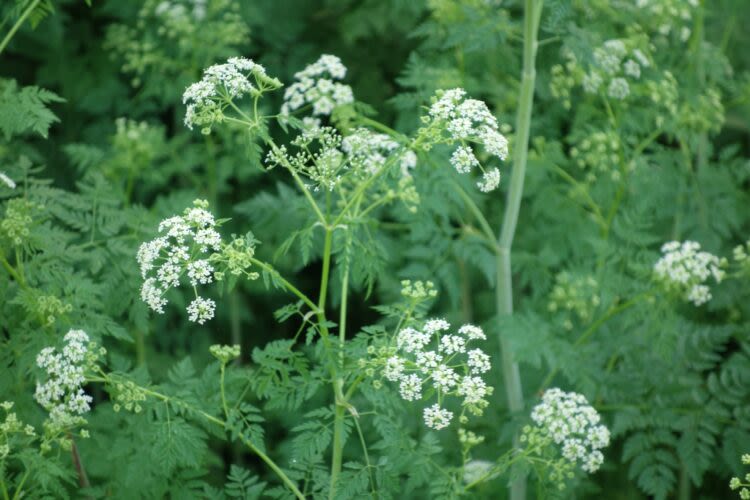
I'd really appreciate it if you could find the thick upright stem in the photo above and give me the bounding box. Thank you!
[496,2,543,500]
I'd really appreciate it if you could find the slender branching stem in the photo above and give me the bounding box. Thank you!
[0,0,40,56]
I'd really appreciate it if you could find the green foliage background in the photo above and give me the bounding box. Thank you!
[2,0,750,498]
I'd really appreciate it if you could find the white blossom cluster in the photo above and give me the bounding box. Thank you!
[529,388,610,473]
[420,88,508,193]
[183,56,280,133]
[281,54,354,117]
[653,241,726,306]
[34,330,102,428]
[137,199,222,324]
[373,319,493,430]
[341,128,417,177]
[584,39,651,100]
[154,0,208,22]
[635,0,698,42]
[0,171,15,190]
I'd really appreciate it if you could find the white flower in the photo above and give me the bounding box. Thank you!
[477,168,501,193]
[529,388,610,474]
[458,376,488,404]
[467,349,491,374]
[582,71,603,94]
[399,374,422,401]
[34,330,98,427]
[187,260,214,286]
[187,296,215,324]
[432,364,459,391]
[654,240,724,306]
[424,318,450,334]
[397,327,430,353]
[0,172,15,189]
[458,324,486,340]
[450,146,479,174]
[383,356,405,382]
[416,351,442,372]
[183,57,271,132]
[439,335,466,355]
[281,54,354,117]
[607,78,630,100]
[623,59,641,79]
[138,201,223,321]
[422,88,508,192]
[423,404,453,430]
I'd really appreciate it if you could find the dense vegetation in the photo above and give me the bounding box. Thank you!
[2,1,750,499]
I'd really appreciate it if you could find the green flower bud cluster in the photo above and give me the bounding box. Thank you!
[111,381,148,414]
[36,294,73,326]
[547,272,600,330]
[1,198,35,246]
[401,280,438,300]
[212,232,260,282]
[569,130,623,183]
[729,453,750,499]
[210,344,241,364]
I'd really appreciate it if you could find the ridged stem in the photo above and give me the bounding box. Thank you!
[496,2,543,499]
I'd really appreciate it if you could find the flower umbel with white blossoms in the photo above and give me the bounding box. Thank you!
[417,88,509,193]
[653,240,727,306]
[365,318,493,430]
[183,56,282,134]
[34,330,105,432]
[138,199,259,324]
[522,388,610,477]
[281,54,354,117]
[550,38,655,108]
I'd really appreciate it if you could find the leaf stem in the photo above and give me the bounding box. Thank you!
[0,0,40,56]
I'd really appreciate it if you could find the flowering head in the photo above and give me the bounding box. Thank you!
[138,200,259,324]
[34,329,105,433]
[281,54,354,117]
[366,318,493,430]
[417,88,508,192]
[183,57,282,133]
[653,240,726,306]
[523,388,610,476]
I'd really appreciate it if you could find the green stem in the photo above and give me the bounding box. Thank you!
[495,3,543,500]
[0,0,40,56]
[134,329,146,366]
[220,362,229,418]
[10,469,29,500]
[89,376,305,499]
[1,477,9,500]
[250,257,320,313]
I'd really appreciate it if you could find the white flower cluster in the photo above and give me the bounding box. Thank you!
[585,39,651,100]
[183,56,280,133]
[0,171,15,190]
[341,128,417,177]
[653,241,725,306]
[421,88,508,192]
[281,54,354,117]
[155,0,207,22]
[635,0,698,42]
[137,199,222,324]
[530,388,610,473]
[375,319,493,430]
[35,330,101,428]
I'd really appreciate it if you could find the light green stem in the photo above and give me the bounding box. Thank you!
[496,2,543,500]
[0,0,40,56]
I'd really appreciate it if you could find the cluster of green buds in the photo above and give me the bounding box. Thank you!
[35,294,73,326]
[110,380,148,414]
[1,198,35,246]
[1,402,36,460]
[734,241,750,277]
[729,454,750,499]
[569,130,624,182]
[210,344,241,364]
[212,233,261,284]
[547,272,600,330]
